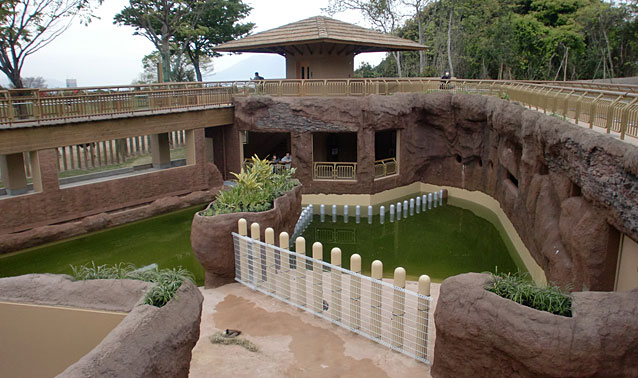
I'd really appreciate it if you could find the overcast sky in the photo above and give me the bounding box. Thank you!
[12,0,387,88]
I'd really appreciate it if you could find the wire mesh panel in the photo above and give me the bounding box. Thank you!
[232,232,434,364]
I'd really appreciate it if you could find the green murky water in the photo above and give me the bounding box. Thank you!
[300,197,524,282]
[0,205,206,286]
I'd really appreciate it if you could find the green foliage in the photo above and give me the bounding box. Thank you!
[201,155,297,216]
[361,0,638,80]
[70,262,194,308]
[133,50,205,84]
[485,272,572,317]
[174,0,254,81]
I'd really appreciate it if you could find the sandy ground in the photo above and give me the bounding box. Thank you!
[189,281,440,378]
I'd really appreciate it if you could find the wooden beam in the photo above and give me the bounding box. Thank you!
[0,107,234,155]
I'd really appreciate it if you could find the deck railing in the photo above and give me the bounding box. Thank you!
[1,78,637,140]
[313,162,357,181]
[374,158,398,178]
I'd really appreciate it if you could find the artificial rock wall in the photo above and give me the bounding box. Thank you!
[233,93,638,290]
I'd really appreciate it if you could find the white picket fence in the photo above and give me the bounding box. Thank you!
[232,219,434,364]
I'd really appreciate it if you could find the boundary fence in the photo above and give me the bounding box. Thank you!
[233,219,434,364]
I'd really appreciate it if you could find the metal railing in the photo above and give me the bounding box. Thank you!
[233,220,434,364]
[374,158,398,178]
[0,83,233,126]
[313,162,357,180]
[2,78,637,140]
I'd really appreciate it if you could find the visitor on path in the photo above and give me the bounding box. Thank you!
[281,152,292,168]
[440,70,451,89]
[271,154,280,164]
[253,72,264,80]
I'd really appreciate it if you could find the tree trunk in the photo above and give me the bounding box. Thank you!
[447,9,454,77]
[393,51,402,78]
[160,41,171,83]
[194,61,203,82]
[417,8,425,75]
[602,30,615,78]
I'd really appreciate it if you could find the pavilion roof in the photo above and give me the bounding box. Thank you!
[214,16,427,55]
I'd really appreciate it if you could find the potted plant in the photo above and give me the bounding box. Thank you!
[190,156,302,288]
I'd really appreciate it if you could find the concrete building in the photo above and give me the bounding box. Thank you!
[215,16,427,79]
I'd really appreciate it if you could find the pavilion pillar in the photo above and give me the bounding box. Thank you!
[0,153,28,195]
[150,133,171,169]
[185,129,197,166]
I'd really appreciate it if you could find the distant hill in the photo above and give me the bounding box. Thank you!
[205,54,285,82]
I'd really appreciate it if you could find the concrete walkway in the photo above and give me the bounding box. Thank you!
[189,282,439,378]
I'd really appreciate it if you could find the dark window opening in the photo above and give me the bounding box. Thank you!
[313,132,357,163]
[455,154,462,163]
[570,182,582,197]
[242,131,291,162]
[539,163,549,175]
[374,130,397,160]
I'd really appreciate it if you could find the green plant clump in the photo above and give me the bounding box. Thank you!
[201,155,297,216]
[71,262,194,307]
[485,272,572,317]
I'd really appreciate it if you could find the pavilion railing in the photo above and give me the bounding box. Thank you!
[374,158,398,179]
[313,162,357,181]
[1,78,637,140]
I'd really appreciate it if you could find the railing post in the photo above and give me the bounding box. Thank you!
[392,267,406,349]
[620,98,637,140]
[265,227,276,294]
[590,94,604,128]
[416,274,431,361]
[606,95,623,134]
[250,222,261,287]
[562,90,574,118]
[238,219,248,283]
[312,242,323,314]
[574,91,588,125]
[331,247,342,322]
[279,231,291,300]
[350,254,362,330]
[295,236,306,308]
[370,260,383,339]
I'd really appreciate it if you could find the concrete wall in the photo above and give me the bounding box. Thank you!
[0,128,224,235]
[286,53,354,79]
[0,302,125,378]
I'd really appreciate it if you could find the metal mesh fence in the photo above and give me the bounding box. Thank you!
[233,232,434,364]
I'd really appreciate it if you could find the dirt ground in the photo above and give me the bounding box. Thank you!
[189,282,439,378]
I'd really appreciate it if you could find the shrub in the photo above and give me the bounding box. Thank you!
[70,262,194,308]
[200,155,297,216]
[485,272,572,317]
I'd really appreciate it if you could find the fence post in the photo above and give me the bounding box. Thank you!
[416,274,431,361]
[606,95,623,134]
[590,94,603,129]
[279,232,291,300]
[265,227,276,294]
[370,260,383,339]
[238,219,248,283]
[574,92,588,125]
[250,222,261,287]
[392,267,406,349]
[350,254,362,330]
[312,242,323,314]
[331,247,342,322]
[295,237,306,308]
[620,98,637,140]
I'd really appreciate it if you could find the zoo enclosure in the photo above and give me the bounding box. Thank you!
[1,79,636,140]
[233,218,434,364]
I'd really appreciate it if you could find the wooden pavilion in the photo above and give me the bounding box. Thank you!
[215,16,427,79]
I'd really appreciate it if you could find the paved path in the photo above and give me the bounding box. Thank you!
[189,282,440,378]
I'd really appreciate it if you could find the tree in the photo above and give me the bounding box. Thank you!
[21,76,47,88]
[174,0,253,82]
[115,0,192,82]
[0,0,102,89]
[133,50,212,83]
[324,0,406,76]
